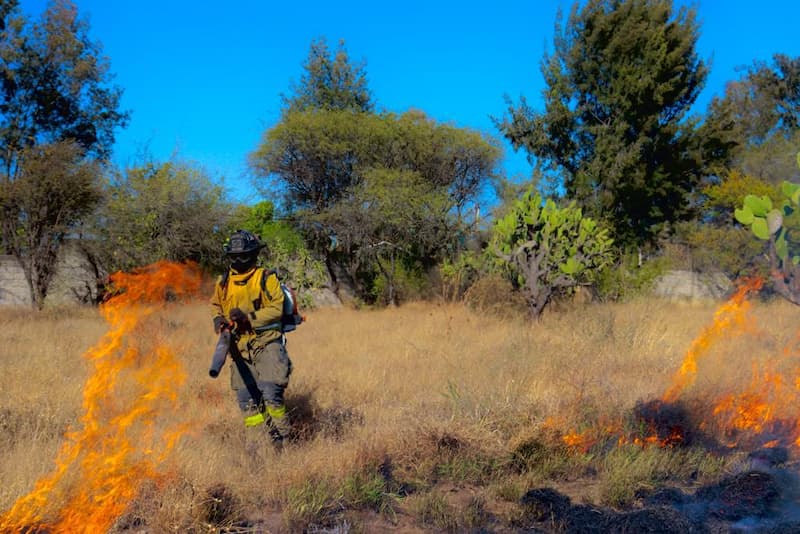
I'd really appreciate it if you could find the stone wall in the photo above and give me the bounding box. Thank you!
[0,241,100,308]
[0,255,29,306]
[652,270,732,301]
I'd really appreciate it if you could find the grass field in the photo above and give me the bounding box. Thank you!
[1,274,799,532]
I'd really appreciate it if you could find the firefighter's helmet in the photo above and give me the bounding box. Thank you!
[224,230,264,272]
[224,230,265,255]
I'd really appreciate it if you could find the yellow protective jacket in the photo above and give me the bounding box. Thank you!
[210,266,284,349]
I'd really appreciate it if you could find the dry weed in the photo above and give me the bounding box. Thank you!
[1,295,798,530]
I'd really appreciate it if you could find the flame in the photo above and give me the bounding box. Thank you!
[551,275,800,453]
[617,426,684,448]
[662,277,763,403]
[561,420,685,451]
[562,430,596,452]
[0,261,202,533]
[560,419,624,453]
[711,359,800,448]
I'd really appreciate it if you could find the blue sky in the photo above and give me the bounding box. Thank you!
[16,0,800,205]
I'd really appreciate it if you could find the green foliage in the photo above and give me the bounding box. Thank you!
[706,54,800,152]
[0,141,100,308]
[340,470,395,514]
[252,108,500,304]
[672,222,768,280]
[736,194,778,240]
[252,37,503,306]
[409,491,459,532]
[0,0,128,168]
[594,252,672,302]
[734,131,800,186]
[704,170,779,220]
[237,200,304,255]
[93,160,232,272]
[267,246,328,307]
[438,250,485,302]
[281,37,373,114]
[0,0,127,306]
[233,200,327,298]
[497,0,714,246]
[490,188,615,317]
[253,109,499,215]
[253,38,502,305]
[371,260,427,306]
[284,469,397,531]
[284,478,338,530]
[734,153,800,305]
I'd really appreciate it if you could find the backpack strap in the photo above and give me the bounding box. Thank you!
[261,268,277,300]
[258,268,286,334]
[218,270,230,299]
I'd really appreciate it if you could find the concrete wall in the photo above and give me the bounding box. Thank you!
[0,241,100,307]
[0,255,30,306]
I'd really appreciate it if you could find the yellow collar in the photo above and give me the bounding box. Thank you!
[228,267,259,285]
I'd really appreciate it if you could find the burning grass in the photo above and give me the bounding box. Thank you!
[2,266,800,531]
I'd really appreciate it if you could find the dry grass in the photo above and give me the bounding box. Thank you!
[1,294,799,531]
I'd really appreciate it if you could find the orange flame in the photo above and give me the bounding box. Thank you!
[662,277,763,402]
[617,426,684,448]
[555,276,800,453]
[0,261,202,533]
[711,358,800,448]
[562,429,596,452]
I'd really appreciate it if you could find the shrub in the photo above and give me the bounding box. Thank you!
[462,274,529,320]
[594,252,672,302]
[371,261,428,305]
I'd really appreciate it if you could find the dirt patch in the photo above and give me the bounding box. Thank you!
[694,470,782,521]
[286,390,364,442]
[518,468,793,534]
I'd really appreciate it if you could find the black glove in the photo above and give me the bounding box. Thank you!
[213,315,229,334]
[229,307,252,333]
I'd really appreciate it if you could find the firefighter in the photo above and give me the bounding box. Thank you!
[211,229,292,445]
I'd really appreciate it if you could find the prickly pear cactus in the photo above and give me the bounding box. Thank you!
[734,152,800,305]
[490,187,615,318]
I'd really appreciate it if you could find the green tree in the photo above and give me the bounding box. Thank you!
[319,167,454,305]
[237,200,304,254]
[252,109,500,301]
[0,140,100,308]
[252,38,500,303]
[233,200,327,298]
[252,110,371,213]
[254,109,499,218]
[93,160,231,272]
[708,54,800,147]
[490,188,615,317]
[0,0,127,174]
[281,37,373,114]
[0,0,127,306]
[497,0,718,246]
[706,54,800,185]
